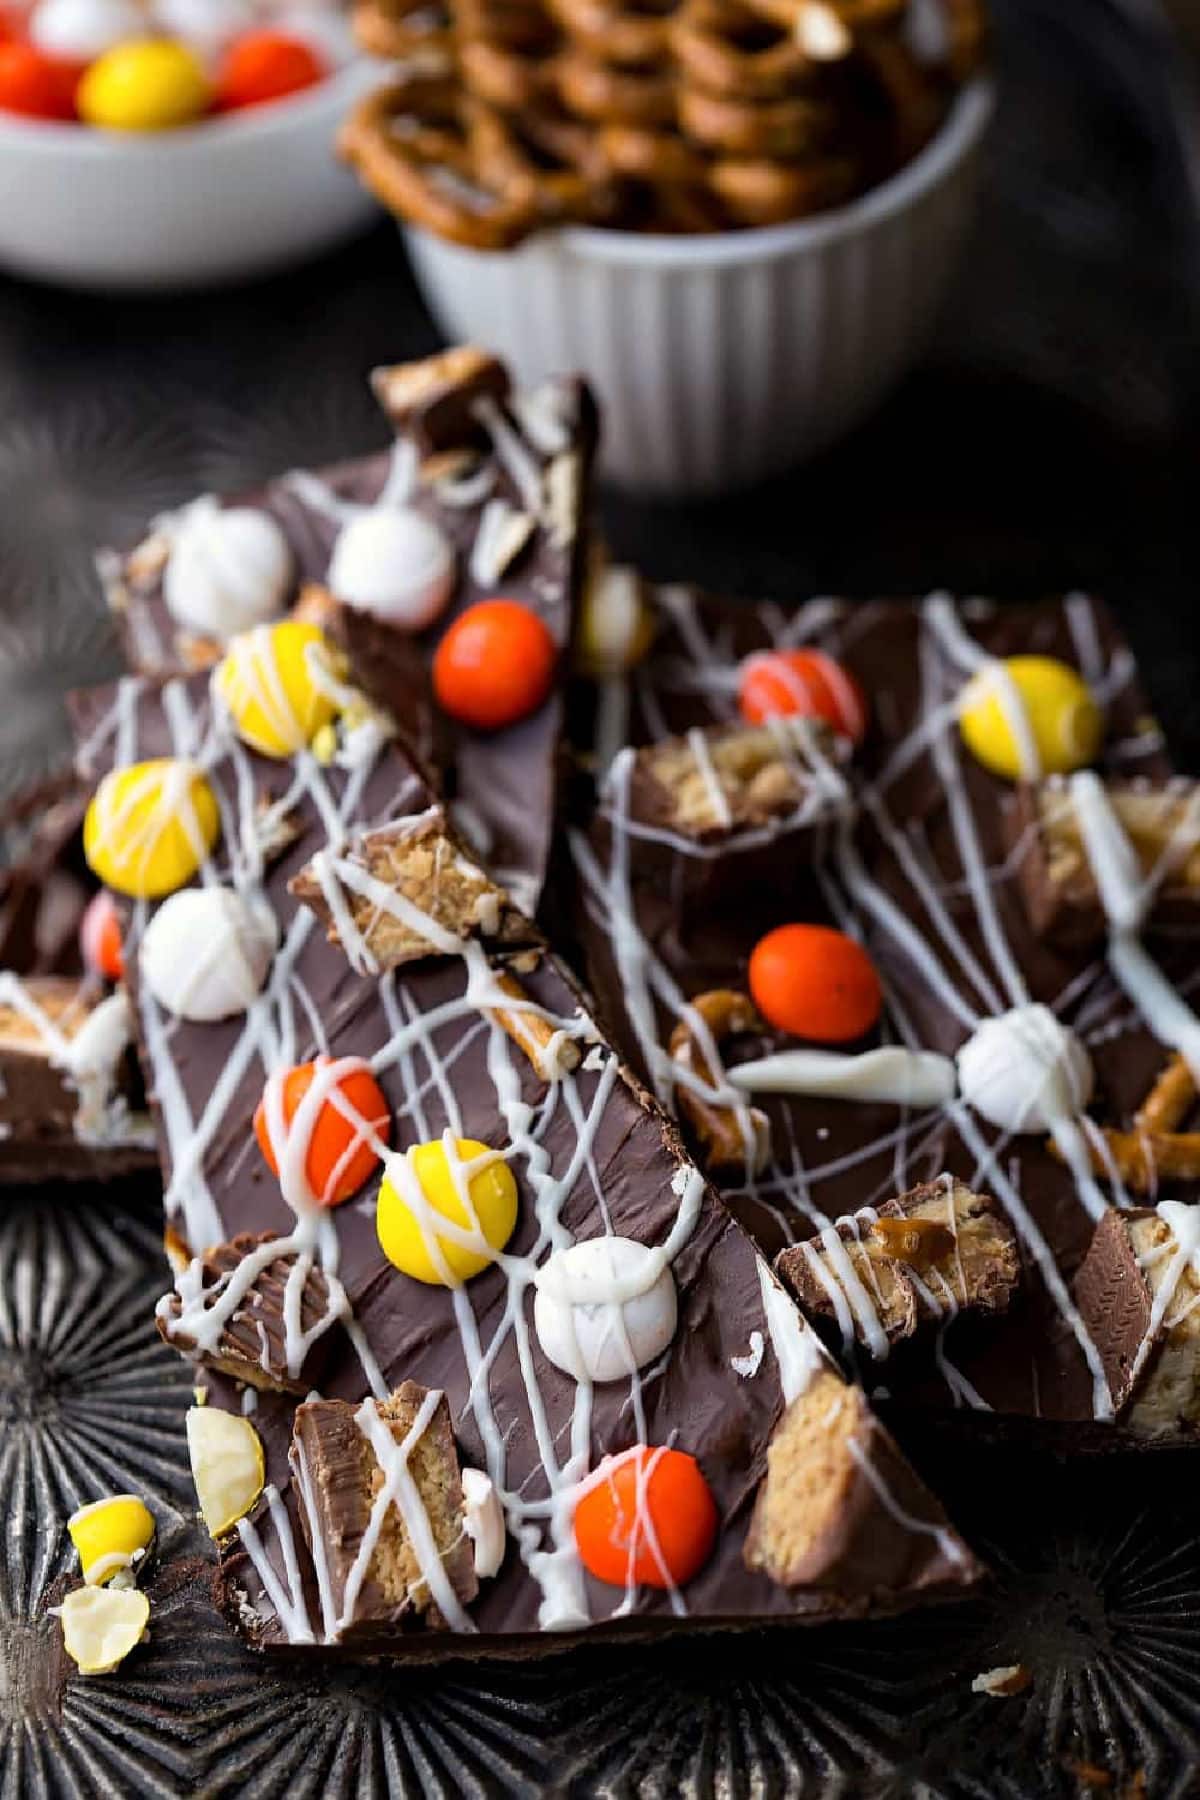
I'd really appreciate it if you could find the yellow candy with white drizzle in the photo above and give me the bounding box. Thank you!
[958,655,1103,781]
[84,757,220,899]
[213,620,339,759]
[377,1136,518,1285]
[68,1494,155,1587]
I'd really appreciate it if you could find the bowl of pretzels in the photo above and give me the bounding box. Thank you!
[343,0,993,494]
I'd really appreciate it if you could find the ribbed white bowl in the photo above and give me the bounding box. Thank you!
[405,79,993,496]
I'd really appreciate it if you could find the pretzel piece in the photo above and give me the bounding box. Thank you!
[489,970,582,1082]
[670,989,771,1173]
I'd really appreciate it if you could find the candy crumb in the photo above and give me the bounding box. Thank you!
[971,1664,1032,1697]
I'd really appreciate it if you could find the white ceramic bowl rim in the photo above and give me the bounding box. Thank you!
[536,75,993,268]
[0,54,365,156]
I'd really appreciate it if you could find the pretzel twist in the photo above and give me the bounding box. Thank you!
[350,0,986,242]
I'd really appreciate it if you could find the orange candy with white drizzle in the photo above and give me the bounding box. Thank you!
[255,1057,391,1211]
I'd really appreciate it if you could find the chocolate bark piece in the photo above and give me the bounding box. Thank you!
[775,1180,1021,1355]
[290,807,533,973]
[370,347,510,457]
[72,663,982,1657]
[157,1232,342,1395]
[0,974,154,1183]
[0,770,92,978]
[290,1383,478,1641]
[1009,777,1200,949]
[745,1369,972,1602]
[570,588,1195,1437]
[1074,1207,1200,1438]
[99,347,598,920]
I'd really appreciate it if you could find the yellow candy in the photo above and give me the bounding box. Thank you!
[958,655,1103,781]
[68,1494,155,1587]
[574,563,656,677]
[186,1406,265,1538]
[78,40,211,133]
[213,622,339,760]
[377,1136,518,1285]
[59,1585,150,1677]
[84,758,220,899]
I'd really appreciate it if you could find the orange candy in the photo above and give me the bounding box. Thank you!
[0,42,80,119]
[573,1446,717,1590]
[216,31,326,112]
[79,890,124,982]
[254,1057,391,1209]
[433,599,558,731]
[738,648,868,743]
[749,923,882,1043]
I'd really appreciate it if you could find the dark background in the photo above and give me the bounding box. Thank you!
[3,0,1200,1793]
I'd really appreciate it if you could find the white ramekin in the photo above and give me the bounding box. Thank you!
[404,79,993,496]
[0,61,380,292]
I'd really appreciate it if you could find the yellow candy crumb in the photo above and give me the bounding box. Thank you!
[186,1406,265,1538]
[59,1585,150,1677]
[78,40,211,133]
[83,758,220,900]
[310,722,338,766]
[959,655,1103,781]
[377,1136,518,1285]
[68,1495,155,1587]
[213,622,339,760]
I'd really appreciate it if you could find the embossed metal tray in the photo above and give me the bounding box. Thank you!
[4,1,1200,1792]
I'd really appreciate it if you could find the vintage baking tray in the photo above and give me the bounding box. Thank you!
[3,0,1200,1792]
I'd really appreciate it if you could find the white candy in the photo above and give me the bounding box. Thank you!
[460,1468,506,1578]
[533,1236,677,1384]
[151,0,257,58]
[956,1004,1094,1135]
[327,508,456,632]
[164,503,293,643]
[31,0,145,60]
[730,1046,956,1109]
[140,888,278,1023]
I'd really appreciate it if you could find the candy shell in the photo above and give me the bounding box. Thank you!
[534,1237,677,1383]
[79,889,124,981]
[59,1584,149,1676]
[376,1136,518,1285]
[327,507,456,631]
[738,648,868,743]
[77,38,211,132]
[956,1004,1093,1135]
[958,655,1103,780]
[573,1445,717,1589]
[83,758,220,900]
[212,620,338,758]
[0,41,80,118]
[31,0,144,61]
[140,886,278,1022]
[255,1056,391,1210]
[748,922,882,1043]
[214,28,325,110]
[164,503,293,642]
[68,1493,155,1586]
[433,599,557,731]
[574,563,655,677]
[186,1405,264,1538]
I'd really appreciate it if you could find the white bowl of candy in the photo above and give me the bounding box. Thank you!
[0,0,379,289]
